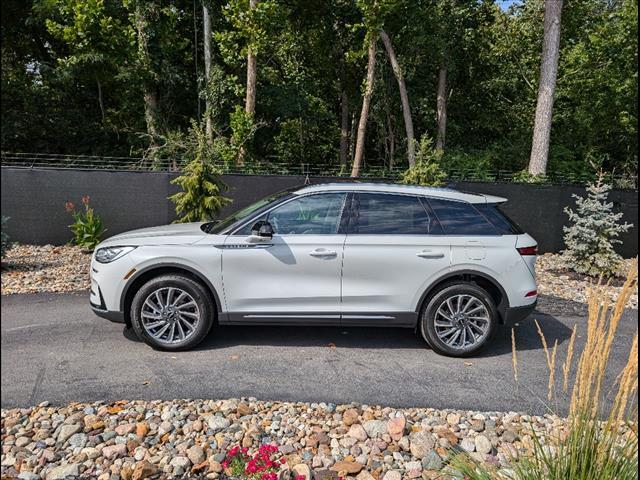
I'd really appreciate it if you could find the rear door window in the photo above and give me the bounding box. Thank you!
[349,193,443,235]
[427,198,498,235]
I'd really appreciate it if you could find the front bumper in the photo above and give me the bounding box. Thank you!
[91,304,125,323]
[90,283,125,323]
[502,300,537,326]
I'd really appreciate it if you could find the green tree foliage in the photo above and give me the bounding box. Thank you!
[1,0,637,182]
[562,173,632,277]
[169,123,232,223]
[399,136,446,186]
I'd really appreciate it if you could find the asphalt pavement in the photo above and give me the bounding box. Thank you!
[1,292,637,415]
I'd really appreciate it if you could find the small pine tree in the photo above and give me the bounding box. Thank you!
[169,125,232,223]
[562,173,632,277]
[400,136,446,186]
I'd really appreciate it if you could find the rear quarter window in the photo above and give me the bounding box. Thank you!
[475,203,524,235]
[427,198,498,235]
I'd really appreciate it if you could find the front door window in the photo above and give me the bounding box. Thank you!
[266,193,347,235]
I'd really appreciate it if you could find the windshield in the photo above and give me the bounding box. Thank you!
[201,188,297,234]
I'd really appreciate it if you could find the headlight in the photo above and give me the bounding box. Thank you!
[95,246,136,263]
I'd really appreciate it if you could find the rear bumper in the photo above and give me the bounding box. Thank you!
[503,300,537,326]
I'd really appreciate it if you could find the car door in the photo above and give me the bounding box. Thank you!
[341,193,451,326]
[221,192,348,324]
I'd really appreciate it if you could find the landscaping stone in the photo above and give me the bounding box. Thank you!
[409,430,435,458]
[2,397,622,480]
[363,420,387,439]
[45,463,80,480]
[475,435,493,455]
[347,424,368,442]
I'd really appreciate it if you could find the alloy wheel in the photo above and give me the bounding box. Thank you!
[433,294,491,350]
[140,287,201,345]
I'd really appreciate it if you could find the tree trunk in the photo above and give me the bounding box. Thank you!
[380,30,415,167]
[348,112,356,161]
[95,76,105,124]
[135,3,161,144]
[245,50,257,115]
[237,0,258,165]
[340,90,349,168]
[203,1,213,141]
[245,0,258,115]
[387,109,395,170]
[351,37,377,178]
[435,66,447,152]
[143,91,160,138]
[528,0,563,176]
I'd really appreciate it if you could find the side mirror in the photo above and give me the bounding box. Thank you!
[247,220,273,242]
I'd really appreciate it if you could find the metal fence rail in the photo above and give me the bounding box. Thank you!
[1,152,637,188]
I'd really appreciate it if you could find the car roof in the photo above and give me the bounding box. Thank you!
[294,182,507,204]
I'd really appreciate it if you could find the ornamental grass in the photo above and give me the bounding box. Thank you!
[451,260,639,480]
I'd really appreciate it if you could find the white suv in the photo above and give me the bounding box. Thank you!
[90,183,538,356]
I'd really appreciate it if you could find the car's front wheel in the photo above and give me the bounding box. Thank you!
[419,283,497,357]
[131,274,214,351]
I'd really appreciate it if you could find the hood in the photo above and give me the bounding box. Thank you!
[99,222,208,247]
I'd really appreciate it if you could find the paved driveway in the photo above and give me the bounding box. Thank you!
[1,293,637,414]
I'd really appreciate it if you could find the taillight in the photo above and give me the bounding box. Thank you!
[517,245,538,256]
[525,289,538,297]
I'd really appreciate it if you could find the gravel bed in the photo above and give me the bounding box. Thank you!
[1,245,91,295]
[1,398,575,480]
[534,253,638,316]
[1,245,637,317]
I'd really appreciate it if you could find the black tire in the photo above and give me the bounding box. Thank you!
[130,274,214,351]
[419,282,498,357]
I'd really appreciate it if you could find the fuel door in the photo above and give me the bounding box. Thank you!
[464,240,486,261]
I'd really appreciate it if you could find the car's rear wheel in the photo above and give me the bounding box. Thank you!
[419,283,497,357]
[131,274,214,351]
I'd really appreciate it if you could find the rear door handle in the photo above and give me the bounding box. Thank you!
[417,250,445,259]
[309,249,337,257]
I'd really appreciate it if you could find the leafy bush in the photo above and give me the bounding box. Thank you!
[562,173,632,277]
[169,123,232,223]
[400,136,446,186]
[1,216,12,258]
[451,262,639,480]
[511,169,551,184]
[439,149,497,182]
[65,196,105,250]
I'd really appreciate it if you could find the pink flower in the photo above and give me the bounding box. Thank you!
[81,195,90,206]
[295,475,306,480]
[65,201,75,212]
[245,460,258,474]
[221,461,229,469]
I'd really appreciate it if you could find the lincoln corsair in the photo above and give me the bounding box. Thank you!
[90,183,538,356]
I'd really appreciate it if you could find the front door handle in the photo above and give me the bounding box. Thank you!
[309,249,337,258]
[417,250,445,259]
